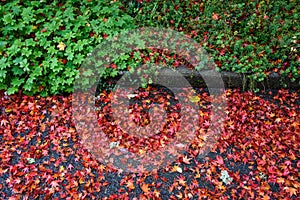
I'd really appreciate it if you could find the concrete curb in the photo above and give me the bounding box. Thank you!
[174,67,300,90]
[102,67,299,91]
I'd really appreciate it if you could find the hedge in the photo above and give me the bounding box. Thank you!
[124,0,300,90]
[0,0,136,96]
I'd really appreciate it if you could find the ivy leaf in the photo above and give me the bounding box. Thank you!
[0,41,7,51]
[21,7,34,23]
[11,78,25,87]
[3,13,14,25]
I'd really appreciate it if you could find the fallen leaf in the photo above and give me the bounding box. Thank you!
[141,183,150,193]
[57,42,66,51]
[189,95,200,103]
[212,12,220,20]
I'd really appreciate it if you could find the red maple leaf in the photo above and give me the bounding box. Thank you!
[182,155,191,164]
[50,180,59,188]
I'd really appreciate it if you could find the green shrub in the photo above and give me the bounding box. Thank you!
[1,0,299,96]
[0,0,136,96]
[124,0,300,90]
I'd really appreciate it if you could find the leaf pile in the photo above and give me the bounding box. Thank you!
[0,89,299,199]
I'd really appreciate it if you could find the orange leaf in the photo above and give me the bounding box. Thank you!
[212,12,220,20]
[261,195,270,200]
[177,176,186,186]
[153,190,160,198]
[284,186,297,197]
[126,179,135,190]
[277,177,285,184]
[141,183,150,193]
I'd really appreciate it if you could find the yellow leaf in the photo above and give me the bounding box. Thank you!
[59,165,64,172]
[189,95,200,103]
[172,165,183,173]
[178,177,186,186]
[57,42,66,51]
[5,108,12,113]
[176,192,183,199]
[269,113,275,118]
[79,178,85,184]
[275,118,281,123]
[62,142,68,147]
[139,149,146,155]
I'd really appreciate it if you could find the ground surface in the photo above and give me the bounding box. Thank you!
[0,88,299,199]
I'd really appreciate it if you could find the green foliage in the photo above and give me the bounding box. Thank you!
[124,0,300,90]
[0,0,136,96]
[1,0,299,96]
